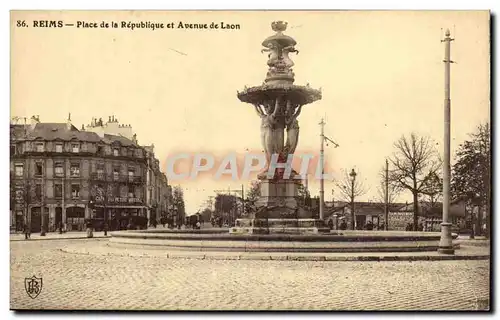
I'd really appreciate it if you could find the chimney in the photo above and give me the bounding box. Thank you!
[30,115,40,130]
[66,112,72,130]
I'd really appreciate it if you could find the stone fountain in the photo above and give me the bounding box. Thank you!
[232,21,329,234]
[108,20,458,257]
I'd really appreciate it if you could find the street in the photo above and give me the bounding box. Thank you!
[10,238,490,311]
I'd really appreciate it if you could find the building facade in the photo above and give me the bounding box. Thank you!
[10,115,171,233]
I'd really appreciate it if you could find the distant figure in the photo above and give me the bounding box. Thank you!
[86,220,94,238]
[339,221,347,231]
[23,223,31,240]
[365,221,374,231]
[328,219,334,230]
[103,222,108,236]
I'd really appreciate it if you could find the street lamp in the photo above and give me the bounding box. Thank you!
[349,168,357,230]
[438,28,454,254]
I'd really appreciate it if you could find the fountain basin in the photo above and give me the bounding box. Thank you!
[109,230,459,253]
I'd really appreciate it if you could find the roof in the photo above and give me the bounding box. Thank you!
[10,125,29,139]
[103,134,137,147]
[13,122,138,146]
[26,123,100,142]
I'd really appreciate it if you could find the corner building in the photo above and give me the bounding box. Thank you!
[10,115,170,232]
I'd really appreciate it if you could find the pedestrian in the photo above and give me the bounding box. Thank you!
[23,223,30,240]
[86,219,94,238]
[328,219,334,230]
[340,221,347,230]
[103,222,108,236]
[58,221,63,234]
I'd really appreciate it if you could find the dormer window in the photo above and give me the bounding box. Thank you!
[35,142,44,152]
[113,148,119,156]
[71,143,80,153]
[55,143,63,153]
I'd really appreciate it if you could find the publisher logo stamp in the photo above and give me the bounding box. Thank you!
[24,275,43,299]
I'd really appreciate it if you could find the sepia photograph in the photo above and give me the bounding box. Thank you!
[8,9,491,311]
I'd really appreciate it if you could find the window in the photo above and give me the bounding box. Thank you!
[97,146,104,155]
[55,143,63,153]
[35,162,43,176]
[10,145,16,156]
[54,184,62,198]
[14,164,24,177]
[35,142,44,152]
[128,185,135,198]
[71,143,80,153]
[128,168,135,181]
[55,162,64,177]
[127,148,134,157]
[70,163,80,177]
[71,184,80,198]
[35,183,42,199]
[113,167,120,180]
[113,148,119,156]
[96,164,105,179]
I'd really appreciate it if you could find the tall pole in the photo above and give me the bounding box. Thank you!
[351,176,355,230]
[438,28,455,254]
[241,184,245,217]
[384,159,389,231]
[319,118,325,220]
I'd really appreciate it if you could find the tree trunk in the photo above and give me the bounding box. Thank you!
[476,205,483,237]
[485,202,490,239]
[413,191,419,231]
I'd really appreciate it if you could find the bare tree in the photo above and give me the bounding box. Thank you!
[335,168,367,230]
[420,171,443,215]
[389,133,441,231]
[375,164,401,207]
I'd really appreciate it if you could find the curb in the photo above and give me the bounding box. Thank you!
[59,248,490,262]
[10,236,111,242]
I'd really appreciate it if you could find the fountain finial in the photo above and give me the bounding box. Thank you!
[271,21,288,33]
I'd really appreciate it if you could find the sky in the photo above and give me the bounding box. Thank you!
[11,10,490,213]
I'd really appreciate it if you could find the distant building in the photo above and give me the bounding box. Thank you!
[322,199,467,231]
[10,115,171,233]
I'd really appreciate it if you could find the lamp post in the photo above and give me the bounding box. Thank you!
[438,29,455,254]
[349,168,357,230]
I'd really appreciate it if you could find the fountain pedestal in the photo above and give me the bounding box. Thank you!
[230,178,330,235]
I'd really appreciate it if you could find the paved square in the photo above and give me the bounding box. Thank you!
[10,239,490,311]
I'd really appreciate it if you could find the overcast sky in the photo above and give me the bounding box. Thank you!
[11,11,490,213]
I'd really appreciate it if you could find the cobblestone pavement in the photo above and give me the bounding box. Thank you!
[10,239,490,311]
